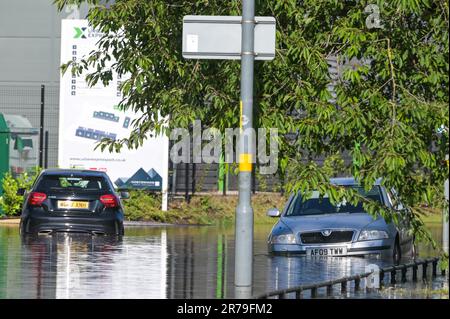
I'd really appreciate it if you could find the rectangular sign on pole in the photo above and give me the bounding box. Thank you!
[58,19,169,210]
[182,15,276,60]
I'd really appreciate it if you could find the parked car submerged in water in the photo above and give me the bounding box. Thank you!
[19,169,128,236]
[267,177,414,260]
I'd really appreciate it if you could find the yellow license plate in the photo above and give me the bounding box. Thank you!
[57,201,89,209]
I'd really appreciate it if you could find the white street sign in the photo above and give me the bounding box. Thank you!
[182,15,276,60]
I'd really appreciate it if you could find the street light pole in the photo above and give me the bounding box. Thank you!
[235,0,255,298]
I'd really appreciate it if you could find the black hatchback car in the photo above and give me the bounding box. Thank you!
[19,169,128,236]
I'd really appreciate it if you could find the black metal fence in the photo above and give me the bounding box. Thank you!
[0,85,59,168]
[256,257,445,299]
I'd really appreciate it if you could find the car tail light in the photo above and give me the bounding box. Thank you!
[100,194,119,208]
[28,192,47,206]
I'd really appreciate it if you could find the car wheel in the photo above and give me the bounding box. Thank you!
[393,236,401,263]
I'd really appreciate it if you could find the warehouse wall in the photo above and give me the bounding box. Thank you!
[0,0,89,168]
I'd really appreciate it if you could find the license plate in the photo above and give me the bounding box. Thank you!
[57,200,89,209]
[307,247,347,256]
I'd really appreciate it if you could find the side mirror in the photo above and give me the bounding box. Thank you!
[119,191,130,200]
[17,188,26,196]
[394,201,405,211]
[267,208,281,218]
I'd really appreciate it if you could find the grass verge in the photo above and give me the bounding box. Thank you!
[417,206,446,224]
[123,191,287,225]
[124,191,447,226]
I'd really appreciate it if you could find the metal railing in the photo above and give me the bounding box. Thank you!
[255,257,445,299]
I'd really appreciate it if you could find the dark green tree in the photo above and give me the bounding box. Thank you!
[54,0,449,247]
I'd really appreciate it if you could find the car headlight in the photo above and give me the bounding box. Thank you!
[270,233,297,244]
[358,230,389,241]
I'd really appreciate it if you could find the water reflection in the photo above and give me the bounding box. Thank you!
[1,229,168,299]
[267,255,409,298]
[0,223,446,299]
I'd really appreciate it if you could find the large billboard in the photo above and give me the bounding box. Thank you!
[58,19,169,210]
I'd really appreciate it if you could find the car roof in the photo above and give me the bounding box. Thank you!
[40,169,108,177]
[329,177,382,186]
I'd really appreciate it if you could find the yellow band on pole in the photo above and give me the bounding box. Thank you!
[239,153,252,172]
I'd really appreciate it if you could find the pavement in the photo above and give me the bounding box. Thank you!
[0,218,20,224]
[123,221,173,227]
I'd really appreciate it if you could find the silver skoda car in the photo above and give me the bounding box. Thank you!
[267,177,414,260]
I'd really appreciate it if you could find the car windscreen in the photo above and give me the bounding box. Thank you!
[285,186,383,217]
[34,175,111,194]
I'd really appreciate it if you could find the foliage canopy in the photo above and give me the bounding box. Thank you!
[54,0,449,246]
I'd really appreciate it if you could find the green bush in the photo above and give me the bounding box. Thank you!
[0,167,42,217]
[122,190,165,222]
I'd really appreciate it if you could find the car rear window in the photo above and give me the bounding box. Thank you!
[35,175,111,193]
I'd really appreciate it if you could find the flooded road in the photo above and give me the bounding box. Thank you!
[0,223,447,299]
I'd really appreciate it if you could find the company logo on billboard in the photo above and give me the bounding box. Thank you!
[115,168,162,191]
[73,27,103,39]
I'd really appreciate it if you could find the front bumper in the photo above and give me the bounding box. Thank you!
[20,214,123,235]
[269,239,392,257]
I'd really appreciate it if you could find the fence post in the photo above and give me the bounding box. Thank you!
[412,265,418,281]
[390,269,396,284]
[192,163,196,194]
[422,263,428,280]
[432,259,437,278]
[39,85,45,167]
[355,277,361,291]
[223,168,227,196]
[326,285,333,296]
[172,163,178,195]
[341,281,347,293]
[185,162,190,203]
[401,266,407,283]
[44,130,49,169]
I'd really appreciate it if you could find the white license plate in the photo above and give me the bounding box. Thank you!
[306,247,347,256]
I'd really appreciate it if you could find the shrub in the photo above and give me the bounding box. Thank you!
[0,167,42,216]
[122,190,164,221]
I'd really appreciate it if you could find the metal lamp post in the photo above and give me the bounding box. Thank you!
[234,0,255,298]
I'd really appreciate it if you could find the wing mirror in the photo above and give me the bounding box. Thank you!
[267,208,281,218]
[17,188,26,196]
[395,202,405,211]
[119,191,130,200]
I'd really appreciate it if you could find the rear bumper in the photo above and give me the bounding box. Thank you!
[269,239,393,257]
[20,214,123,235]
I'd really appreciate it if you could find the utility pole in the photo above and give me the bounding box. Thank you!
[182,0,275,298]
[235,0,255,298]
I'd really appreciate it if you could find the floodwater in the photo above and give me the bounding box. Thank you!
[0,222,447,299]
